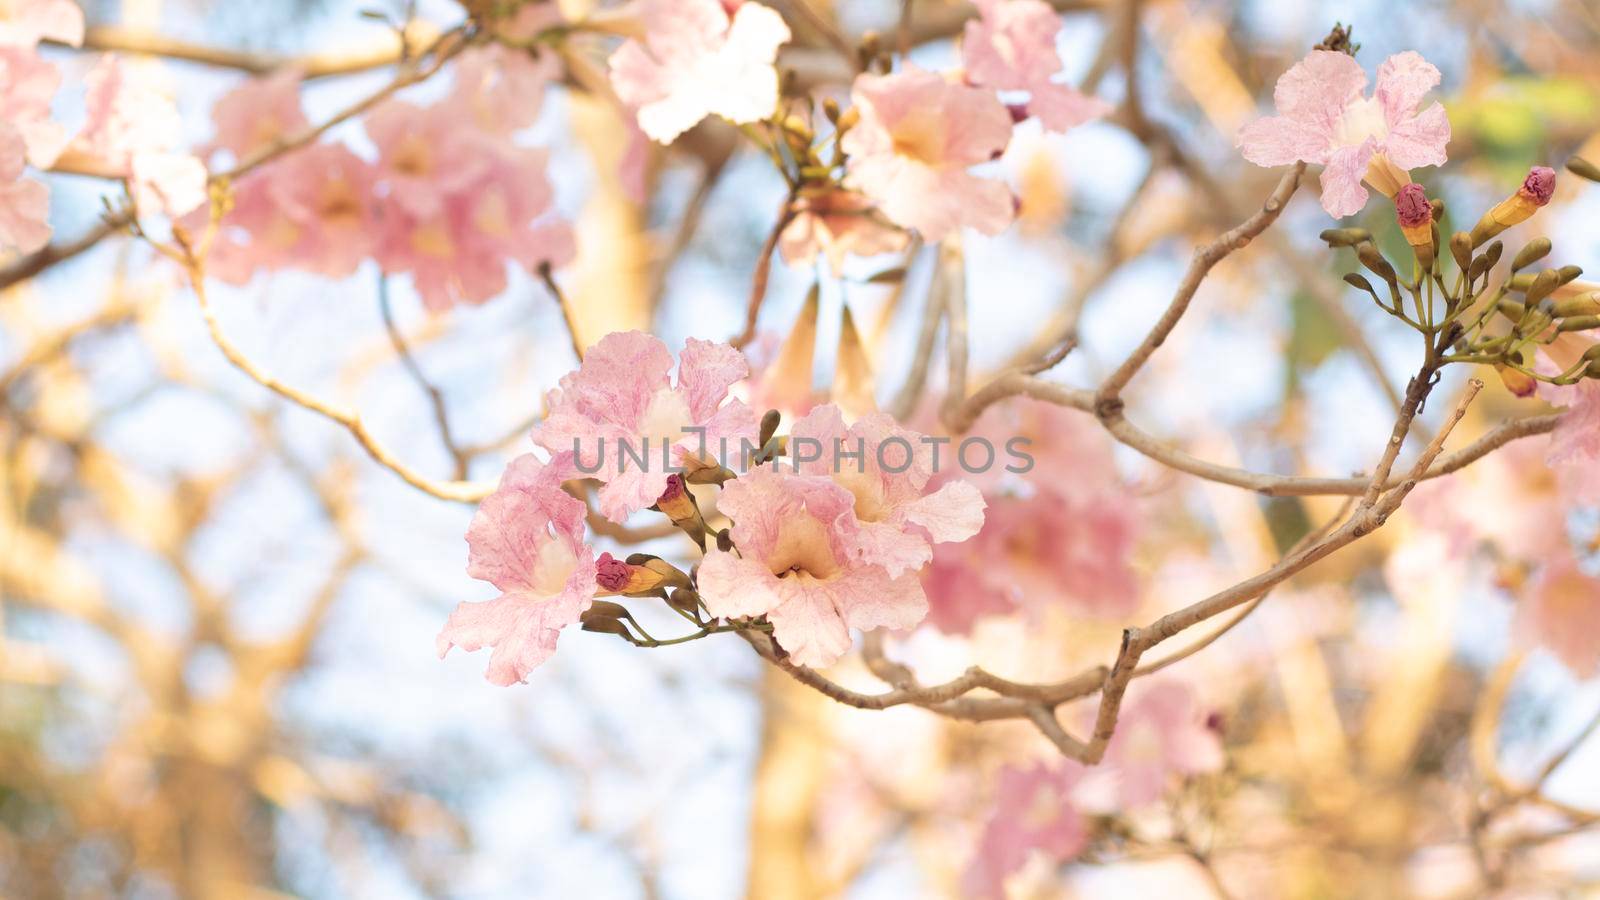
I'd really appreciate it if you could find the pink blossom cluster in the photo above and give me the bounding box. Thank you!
[1238,48,1451,218]
[195,47,572,309]
[440,331,990,681]
[2,1,206,252]
[963,681,1223,897]
[924,400,1142,634]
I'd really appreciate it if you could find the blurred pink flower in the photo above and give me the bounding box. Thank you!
[375,140,573,309]
[923,399,1141,633]
[533,331,758,522]
[437,453,597,686]
[962,762,1089,899]
[697,467,927,667]
[0,123,50,253]
[608,0,790,143]
[365,100,492,219]
[75,55,206,215]
[777,186,907,274]
[1547,380,1600,503]
[0,47,68,166]
[962,0,1110,132]
[207,68,307,160]
[0,0,82,48]
[841,65,1015,241]
[450,44,560,135]
[1516,551,1600,679]
[1103,680,1224,806]
[789,404,985,577]
[1237,49,1450,218]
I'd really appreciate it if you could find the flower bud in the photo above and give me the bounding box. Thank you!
[1557,315,1600,333]
[1557,265,1584,287]
[1472,166,1557,246]
[580,600,632,635]
[1495,364,1537,397]
[1511,237,1551,272]
[1567,156,1600,184]
[1357,243,1398,287]
[653,474,707,547]
[1525,269,1561,307]
[1319,227,1371,247]
[1394,183,1434,267]
[1484,241,1503,270]
[595,552,669,596]
[1449,232,1474,276]
[1553,292,1600,318]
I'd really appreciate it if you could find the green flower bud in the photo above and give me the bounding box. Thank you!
[1511,237,1551,271]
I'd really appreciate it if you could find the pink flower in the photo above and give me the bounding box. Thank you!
[450,44,560,135]
[1547,380,1600,504]
[961,0,1110,132]
[608,0,791,143]
[207,68,307,160]
[75,55,207,215]
[0,47,68,166]
[0,123,50,253]
[841,65,1015,241]
[962,762,1089,899]
[0,0,82,49]
[365,100,492,219]
[1516,551,1600,679]
[437,453,598,685]
[1102,680,1224,806]
[1237,50,1450,218]
[534,331,758,522]
[926,489,1140,633]
[777,186,907,274]
[922,399,1141,633]
[696,467,927,667]
[375,138,573,309]
[788,404,985,577]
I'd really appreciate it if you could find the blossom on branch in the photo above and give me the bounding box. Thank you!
[788,404,985,577]
[533,331,758,523]
[696,467,928,667]
[206,67,308,160]
[777,186,907,274]
[0,123,50,253]
[0,47,68,166]
[962,762,1090,899]
[961,0,1110,133]
[75,55,207,216]
[438,453,598,685]
[1238,49,1450,218]
[1516,549,1600,679]
[608,0,791,144]
[841,65,1016,241]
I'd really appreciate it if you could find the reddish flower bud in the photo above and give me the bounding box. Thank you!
[595,552,633,593]
[1394,183,1432,228]
[1519,166,1557,206]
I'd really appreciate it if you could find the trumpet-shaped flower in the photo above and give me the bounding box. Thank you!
[608,0,790,144]
[962,0,1110,132]
[788,404,985,577]
[0,47,67,166]
[366,100,493,220]
[696,467,927,667]
[0,123,49,253]
[534,331,758,522]
[777,186,907,274]
[1516,550,1600,679]
[1237,49,1450,218]
[1546,380,1600,503]
[207,68,307,160]
[0,0,81,49]
[375,138,573,309]
[1102,680,1224,806]
[451,44,561,135]
[842,65,1015,241]
[962,762,1090,899]
[437,453,597,685]
[75,56,206,215]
